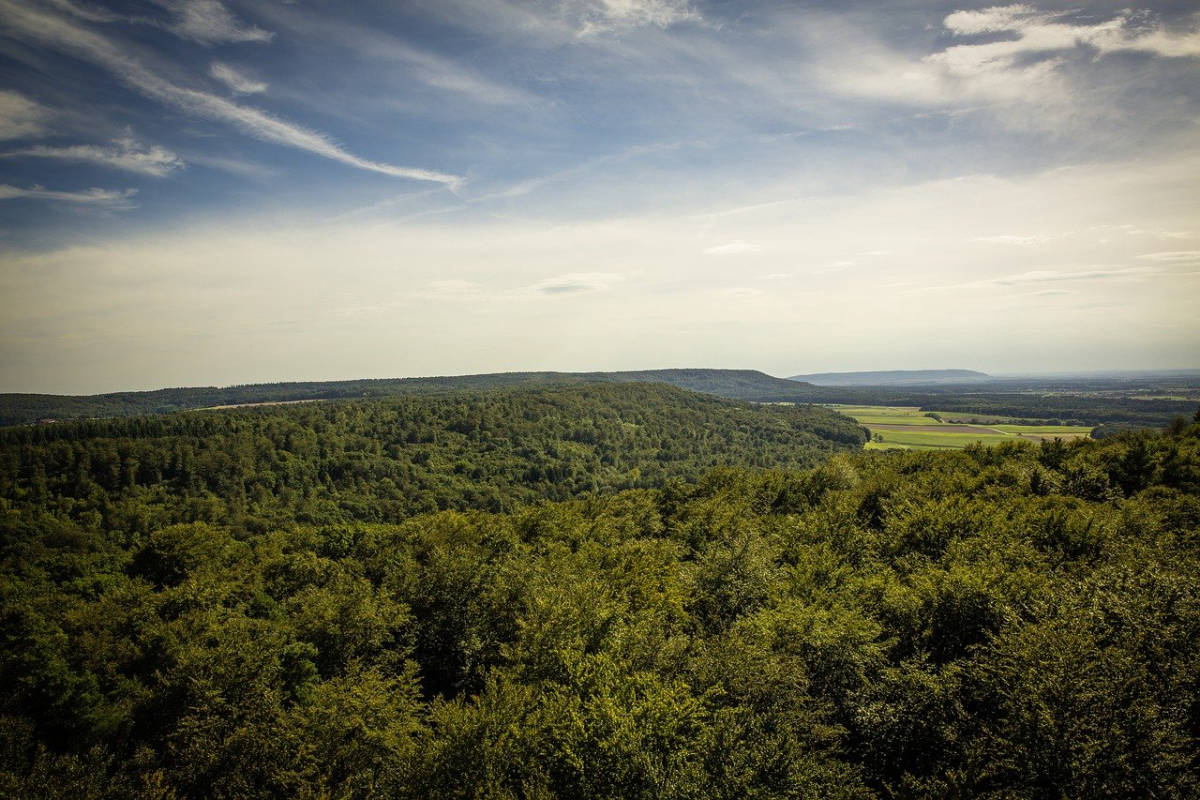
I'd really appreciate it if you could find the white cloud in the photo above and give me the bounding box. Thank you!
[823,6,1200,118]
[703,240,760,255]
[2,133,184,176]
[156,0,274,46]
[529,271,624,294]
[438,0,700,39]
[0,90,51,140]
[3,149,1198,392]
[0,0,462,187]
[942,5,1044,36]
[933,6,1200,77]
[184,152,278,179]
[0,183,135,207]
[972,234,1055,246]
[429,279,483,294]
[1137,250,1200,263]
[808,260,855,275]
[578,0,699,35]
[43,0,117,23]
[910,266,1161,293]
[247,3,535,107]
[209,61,267,94]
[991,267,1156,285]
[387,42,532,106]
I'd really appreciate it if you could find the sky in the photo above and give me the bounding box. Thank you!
[1,0,1199,394]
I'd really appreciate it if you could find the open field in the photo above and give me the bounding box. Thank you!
[991,424,1090,435]
[824,405,938,425]
[826,404,1094,450]
[869,423,1004,434]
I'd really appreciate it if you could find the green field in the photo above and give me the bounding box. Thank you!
[826,405,940,425]
[827,404,1094,450]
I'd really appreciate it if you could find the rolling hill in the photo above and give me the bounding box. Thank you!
[0,369,825,426]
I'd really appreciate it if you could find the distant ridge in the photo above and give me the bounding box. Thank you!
[787,369,990,386]
[0,369,827,426]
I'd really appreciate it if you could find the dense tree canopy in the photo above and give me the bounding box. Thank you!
[1,386,1198,798]
[0,384,865,530]
[4,370,1196,428]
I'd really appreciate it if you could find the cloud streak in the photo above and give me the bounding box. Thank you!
[0,0,462,186]
[910,266,1161,294]
[154,0,274,46]
[1138,251,1200,263]
[529,272,624,294]
[249,4,536,108]
[0,183,135,207]
[703,240,760,255]
[576,0,699,36]
[209,61,267,94]
[2,133,184,177]
[0,90,51,140]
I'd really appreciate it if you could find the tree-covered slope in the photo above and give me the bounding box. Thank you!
[0,369,819,426]
[1,408,1198,798]
[6,368,1197,429]
[0,382,867,527]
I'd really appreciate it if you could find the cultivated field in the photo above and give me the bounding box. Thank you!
[826,405,1094,450]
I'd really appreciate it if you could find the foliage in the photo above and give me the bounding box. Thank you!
[2,392,1198,798]
[0,383,866,529]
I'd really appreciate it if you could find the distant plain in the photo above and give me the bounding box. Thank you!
[826,404,1094,450]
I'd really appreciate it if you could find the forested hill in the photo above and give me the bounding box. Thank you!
[0,383,867,525]
[2,409,1198,797]
[6,366,1197,433]
[0,369,816,426]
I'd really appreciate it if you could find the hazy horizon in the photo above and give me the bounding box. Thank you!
[3,1,1199,394]
[5,363,1200,398]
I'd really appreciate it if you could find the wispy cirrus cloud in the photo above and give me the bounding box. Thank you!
[530,271,624,294]
[43,0,117,24]
[909,266,1160,294]
[44,0,271,45]
[209,61,267,94]
[1137,251,1200,263]
[409,0,699,42]
[576,0,699,36]
[182,152,278,180]
[703,240,760,255]
[153,0,274,46]
[0,0,462,186]
[2,132,184,177]
[0,183,135,208]
[972,234,1056,246]
[249,3,535,108]
[0,90,51,140]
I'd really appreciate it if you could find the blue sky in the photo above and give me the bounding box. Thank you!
[1,0,1199,393]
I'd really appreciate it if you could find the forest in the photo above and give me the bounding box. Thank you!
[4,368,1197,429]
[1,384,1199,799]
[0,384,866,526]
